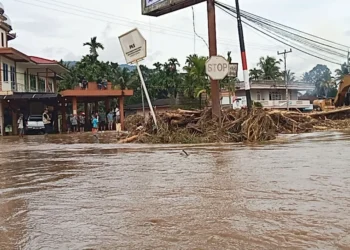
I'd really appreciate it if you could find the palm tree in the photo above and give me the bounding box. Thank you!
[257,56,282,80]
[83,36,104,57]
[335,63,349,81]
[249,68,263,81]
[183,54,209,99]
[285,70,296,83]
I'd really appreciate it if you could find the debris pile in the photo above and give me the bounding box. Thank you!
[120,108,350,144]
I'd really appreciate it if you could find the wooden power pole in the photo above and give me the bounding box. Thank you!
[206,0,221,119]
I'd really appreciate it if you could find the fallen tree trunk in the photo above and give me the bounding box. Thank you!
[118,135,139,143]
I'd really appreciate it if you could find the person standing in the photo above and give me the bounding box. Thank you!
[17,114,24,137]
[70,114,78,133]
[79,112,85,132]
[107,110,114,131]
[42,109,51,135]
[115,106,120,123]
[92,115,98,136]
[99,111,106,132]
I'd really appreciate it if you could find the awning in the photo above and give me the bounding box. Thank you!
[0,93,60,100]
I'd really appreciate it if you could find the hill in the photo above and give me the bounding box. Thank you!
[63,61,136,71]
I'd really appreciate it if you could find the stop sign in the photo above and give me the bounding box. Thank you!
[205,56,229,80]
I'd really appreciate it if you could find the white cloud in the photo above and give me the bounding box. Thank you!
[2,0,348,78]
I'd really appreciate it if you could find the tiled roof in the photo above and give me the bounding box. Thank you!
[29,56,57,64]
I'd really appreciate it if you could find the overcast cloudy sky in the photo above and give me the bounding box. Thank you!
[2,0,349,79]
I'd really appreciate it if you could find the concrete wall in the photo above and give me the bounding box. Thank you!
[0,28,7,48]
[0,55,15,91]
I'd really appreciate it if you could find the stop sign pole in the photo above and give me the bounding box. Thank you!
[206,0,221,120]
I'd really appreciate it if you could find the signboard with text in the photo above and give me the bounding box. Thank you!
[142,0,205,17]
[119,28,147,64]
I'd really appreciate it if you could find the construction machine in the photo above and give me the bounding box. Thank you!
[312,74,350,111]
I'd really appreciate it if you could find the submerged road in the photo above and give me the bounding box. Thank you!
[0,131,349,249]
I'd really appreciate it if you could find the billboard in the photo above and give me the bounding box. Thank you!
[142,0,205,17]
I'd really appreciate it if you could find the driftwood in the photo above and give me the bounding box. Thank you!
[121,107,350,144]
[118,135,139,143]
[308,107,350,117]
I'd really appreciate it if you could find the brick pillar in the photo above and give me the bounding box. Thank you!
[72,97,78,115]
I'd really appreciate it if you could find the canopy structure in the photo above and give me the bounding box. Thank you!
[60,82,133,131]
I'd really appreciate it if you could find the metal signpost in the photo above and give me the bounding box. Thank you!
[205,56,229,80]
[118,28,158,128]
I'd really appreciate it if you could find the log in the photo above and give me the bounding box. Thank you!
[308,107,350,117]
[164,113,183,119]
[177,109,201,115]
[118,135,139,143]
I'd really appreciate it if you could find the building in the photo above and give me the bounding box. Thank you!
[222,80,314,110]
[0,3,69,135]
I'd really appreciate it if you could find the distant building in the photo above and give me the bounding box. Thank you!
[221,80,314,110]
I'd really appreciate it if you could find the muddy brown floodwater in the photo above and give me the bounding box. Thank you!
[0,131,350,250]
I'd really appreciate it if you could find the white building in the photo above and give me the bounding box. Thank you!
[0,2,69,135]
[222,80,314,110]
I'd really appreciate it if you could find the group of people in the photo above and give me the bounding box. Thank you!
[67,106,120,134]
[79,76,108,90]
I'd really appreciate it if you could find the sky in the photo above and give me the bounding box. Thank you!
[2,0,349,80]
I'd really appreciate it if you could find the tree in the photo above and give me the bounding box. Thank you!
[303,64,334,97]
[83,36,104,57]
[285,70,296,83]
[249,68,263,81]
[335,63,349,81]
[257,56,282,80]
[183,54,209,99]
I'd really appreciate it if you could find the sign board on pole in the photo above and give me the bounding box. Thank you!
[119,28,158,129]
[142,0,205,17]
[228,63,238,77]
[118,28,147,64]
[205,56,229,80]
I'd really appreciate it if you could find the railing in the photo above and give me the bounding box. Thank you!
[258,100,312,109]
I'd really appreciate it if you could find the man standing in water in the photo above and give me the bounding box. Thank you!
[42,109,51,134]
[17,113,24,137]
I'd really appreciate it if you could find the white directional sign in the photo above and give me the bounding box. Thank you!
[119,28,147,64]
[205,56,229,80]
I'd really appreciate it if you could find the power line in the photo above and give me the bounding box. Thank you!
[216,4,342,65]
[216,1,349,50]
[215,1,348,59]
[12,0,292,53]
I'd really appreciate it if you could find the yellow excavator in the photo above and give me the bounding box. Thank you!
[313,74,350,111]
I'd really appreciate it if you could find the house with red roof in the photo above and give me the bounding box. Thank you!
[0,3,69,135]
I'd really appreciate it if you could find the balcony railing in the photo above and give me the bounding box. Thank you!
[258,100,312,109]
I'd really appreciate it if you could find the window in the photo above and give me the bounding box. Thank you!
[1,33,4,47]
[10,66,15,82]
[38,78,45,92]
[269,91,282,100]
[2,63,8,81]
[30,74,36,91]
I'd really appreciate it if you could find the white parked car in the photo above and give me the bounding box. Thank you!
[26,115,45,134]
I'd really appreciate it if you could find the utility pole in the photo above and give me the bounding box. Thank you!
[235,0,252,109]
[278,49,292,111]
[347,51,350,74]
[206,0,221,120]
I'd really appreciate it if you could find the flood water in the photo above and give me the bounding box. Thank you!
[0,131,349,250]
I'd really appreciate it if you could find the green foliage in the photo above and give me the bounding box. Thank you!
[302,64,335,97]
[253,101,263,108]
